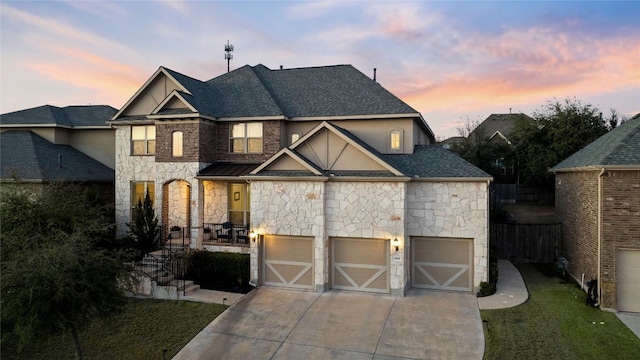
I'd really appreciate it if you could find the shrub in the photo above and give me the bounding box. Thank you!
[187,251,250,293]
[478,281,496,297]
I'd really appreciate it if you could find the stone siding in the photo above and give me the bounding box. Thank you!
[406,181,489,288]
[203,181,228,223]
[555,171,599,287]
[600,170,640,309]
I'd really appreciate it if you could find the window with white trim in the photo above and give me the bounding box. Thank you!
[131,181,154,216]
[172,131,183,157]
[131,125,156,155]
[230,123,263,153]
[389,129,403,153]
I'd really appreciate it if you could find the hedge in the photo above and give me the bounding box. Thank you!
[186,250,250,293]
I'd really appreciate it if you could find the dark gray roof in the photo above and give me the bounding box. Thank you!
[0,105,116,127]
[382,145,492,178]
[471,113,533,141]
[552,116,640,171]
[114,64,418,121]
[0,131,114,182]
[198,163,261,177]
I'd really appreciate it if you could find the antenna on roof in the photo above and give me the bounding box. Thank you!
[224,40,234,73]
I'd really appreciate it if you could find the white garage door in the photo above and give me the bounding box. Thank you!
[618,249,640,313]
[262,235,314,290]
[412,237,473,292]
[331,237,389,294]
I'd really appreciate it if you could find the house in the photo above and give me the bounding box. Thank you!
[551,115,640,312]
[109,64,491,296]
[0,105,116,197]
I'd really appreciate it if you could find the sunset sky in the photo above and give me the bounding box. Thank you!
[1,1,638,139]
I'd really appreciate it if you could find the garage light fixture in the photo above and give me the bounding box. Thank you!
[393,237,400,252]
[250,230,257,242]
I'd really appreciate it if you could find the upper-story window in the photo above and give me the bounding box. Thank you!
[131,125,156,155]
[230,122,262,154]
[172,131,183,157]
[389,129,403,153]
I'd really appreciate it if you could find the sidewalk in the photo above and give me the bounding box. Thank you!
[478,259,528,310]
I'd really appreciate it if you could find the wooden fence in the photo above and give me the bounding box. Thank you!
[490,223,562,263]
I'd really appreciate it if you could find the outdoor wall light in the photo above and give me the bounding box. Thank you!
[392,237,400,252]
[250,230,257,242]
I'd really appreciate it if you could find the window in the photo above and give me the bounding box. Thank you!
[172,131,183,157]
[389,129,403,152]
[131,125,156,155]
[131,181,154,215]
[230,122,262,153]
[290,132,301,145]
[228,183,250,225]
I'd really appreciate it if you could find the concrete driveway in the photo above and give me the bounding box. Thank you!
[174,287,484,359]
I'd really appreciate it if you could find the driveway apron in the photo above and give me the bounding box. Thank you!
[173,287,484,360]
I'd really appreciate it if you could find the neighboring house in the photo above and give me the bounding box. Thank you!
[551,115,640,313]
[0,105,116,197]
[109,64,491,296]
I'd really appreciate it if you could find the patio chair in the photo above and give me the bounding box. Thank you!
[216,222,232,242]
[235,225,249,244]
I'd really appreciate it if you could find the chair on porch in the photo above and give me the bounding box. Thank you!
[216,222,232,243]
[235,224,249,244]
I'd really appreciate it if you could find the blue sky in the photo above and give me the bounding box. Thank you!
[1,0,638,138]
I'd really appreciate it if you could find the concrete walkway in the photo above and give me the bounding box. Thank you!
[174,288,484,359]
[478,259,529,310]
[617,312,640,338]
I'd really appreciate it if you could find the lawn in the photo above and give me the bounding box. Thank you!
[2,298,225,360]
[482,264,640,360]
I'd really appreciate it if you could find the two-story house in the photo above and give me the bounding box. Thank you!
[109,64,491,296]
[0,105,116,199]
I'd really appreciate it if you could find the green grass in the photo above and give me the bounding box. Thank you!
[482,264,640,360]
[2,298,225,360]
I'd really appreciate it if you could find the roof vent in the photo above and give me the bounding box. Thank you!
[280,65,283,70]
[373,68,377,82]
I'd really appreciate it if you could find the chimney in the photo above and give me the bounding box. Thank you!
[373,68,377,82]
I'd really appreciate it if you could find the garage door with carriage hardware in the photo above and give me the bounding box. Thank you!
[262,235,314,290]
[331,237,389,294]
[412,237,473,292]
[617,249,640,313]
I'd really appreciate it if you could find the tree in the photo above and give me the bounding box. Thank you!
[510,98,613,186]
[127,190,160,255]
[1,183,131,360]
[450,118,516,180]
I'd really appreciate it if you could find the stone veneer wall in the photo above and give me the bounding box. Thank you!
[114,126,209,245]
[600,170,640,310]
[555,171,599,287]
[326,181,406,295]
[250,181,326,290]
[203,181,228,223]
[115,126,156,236]
[405,181,489,289]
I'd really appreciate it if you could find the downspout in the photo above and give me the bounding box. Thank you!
[597,168,605,307]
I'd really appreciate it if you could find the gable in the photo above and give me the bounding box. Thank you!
[114,68,191,119]
[295,128,388,172]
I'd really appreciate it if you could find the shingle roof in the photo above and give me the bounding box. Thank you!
[382,145,492,178]
[0,105,116,127]
[0,131,114,182]
[115,64,419,121]
[471,113,533,141]
[198,163,261,177]
[552,116,640,171]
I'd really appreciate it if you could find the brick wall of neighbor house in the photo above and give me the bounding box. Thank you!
[555,171,599,285]
[406,181,489,289]
[216,120,282,162]
[155,121,201,162]
[600,170,640,309]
